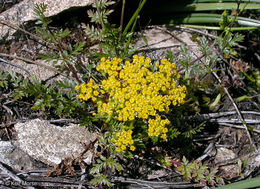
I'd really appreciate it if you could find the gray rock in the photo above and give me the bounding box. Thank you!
[0,141,15,166]
[14,119,98,166]
[0,58,66,81]
[246,149,260,170]
[0,0,93,39]
[215,147,236,163]
[135,26,201,61]
[0,141,40,171]
[215,147,239,178]
[147,169,167,180]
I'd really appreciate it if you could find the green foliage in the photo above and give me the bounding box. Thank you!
[167,37,218,114]
[90,173,113,187]
[219,10,235,32]
[168,127,181,139]
[199,36,218,69]
[34,3,70,44]
[90,155,123,187]
[153,1,260,29]
[34,3,85,75]
[175,156,224,186]
[88,0,115,25]
[84,0,126,57]
[11,77,85,118]
[209,93,222,110]
[84,0,145,58]
[90,155,123,175]
[218,11,245,57]
[0,71,10,89]
[168,10,245,115]
[243,71,260,93]
[217,32,244,57]
[174,37,217,84]
[34,3,51,28]
[0,71,29,93]
[237,158,249,179]
[158,155,172,168]
[182,122,205,138]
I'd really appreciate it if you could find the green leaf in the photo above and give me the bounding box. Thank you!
[32,99,45,110]
[100,155,106,161]
[236,95,249,102]
[216,177,260,189]
[209,93,221,110]
[90,164,102,175]
[115,162,123,171]
[59,29,70,38]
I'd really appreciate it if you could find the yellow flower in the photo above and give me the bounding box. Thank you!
[116,148,121,153]
[93,90,99,96]
[130,146,136,151]
[75,85,80,90]
[76,55,187,142]
[112,129,135,152]
[121,145,126,151]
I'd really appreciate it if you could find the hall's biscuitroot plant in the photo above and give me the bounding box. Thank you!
[75,55,187,186]
[75,55,186,143]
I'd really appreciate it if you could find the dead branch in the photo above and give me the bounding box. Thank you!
[187,111,260,119]
[0,162,24,184]
[212,71,257,150]
[111,176,203,188]
[0,52,59,74]
[218,123,260,134]
[0,57,30,75]
[0,19,42,41]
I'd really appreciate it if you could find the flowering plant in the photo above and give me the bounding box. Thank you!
[75,55,186,153]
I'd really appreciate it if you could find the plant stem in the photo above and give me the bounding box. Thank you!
[119,0,126,40]
[95,0,105,29]
[177,55,205,73]
[67,64,81,84]
[124,12,138,55]
[122,0,147,37]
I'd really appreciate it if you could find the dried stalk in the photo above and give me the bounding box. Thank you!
[0,52,73,79]
[212,71,257,150]
[0,162,24,184]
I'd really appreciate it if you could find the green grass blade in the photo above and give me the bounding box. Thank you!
[191,0,260,3]
[180,24,259,30]
[163,13,260,27]
[147,3,260,13]
[122,0,147,37]
[216,177,260,189]
[186,3,260,11]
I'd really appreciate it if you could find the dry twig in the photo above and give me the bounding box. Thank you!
[0,19,42,41]
[212,72,257,150]
[0,57,30,74]
[0,162,24,184]
[111,176,203,188]
[0,52,74,79]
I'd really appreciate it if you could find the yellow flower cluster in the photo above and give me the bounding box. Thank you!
[111,130,135,153]
[148,116,170,139]
[75,78,99,102]
[75,55,186,140]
